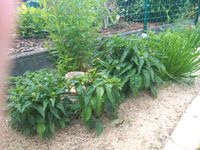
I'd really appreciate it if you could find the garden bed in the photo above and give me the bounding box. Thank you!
[2,74,200,150]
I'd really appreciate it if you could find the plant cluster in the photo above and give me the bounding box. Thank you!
[146,27,200,80]
[8,70,75,138]
[93,36,165,97]
[67,69,121,135]
[8,0,200,140]
[8,25,200,138]
[46,0,105,74]
[17,3,48,38]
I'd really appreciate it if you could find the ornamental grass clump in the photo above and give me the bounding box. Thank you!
[147,26,200,80]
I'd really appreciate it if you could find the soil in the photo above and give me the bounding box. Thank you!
[10,22,162,56]
[100,22,162,36]
[9,37,45,56]
[1,74,200,150]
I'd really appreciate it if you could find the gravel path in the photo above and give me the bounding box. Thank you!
[1,75,200,150]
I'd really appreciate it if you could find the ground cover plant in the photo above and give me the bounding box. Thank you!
[7,70,76,138]
[17,3,48,38]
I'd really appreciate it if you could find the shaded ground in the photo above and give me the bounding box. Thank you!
[1,75,200,150]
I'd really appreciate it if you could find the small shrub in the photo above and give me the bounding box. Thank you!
[7,70,76,138]
[147,27,200,80]
[17,3,48,38]
[46,0,104,74]
[68,69,121,135]
[93,36,165,97]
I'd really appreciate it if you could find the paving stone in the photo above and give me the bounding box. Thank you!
[164,95,200,150]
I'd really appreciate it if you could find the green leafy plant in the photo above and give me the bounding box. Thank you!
[67,69,121,135]
[147,26,200,80]
[46,0,105,74]
[93,36,165,97]
[7,70,76,138]
[17,3,48,38]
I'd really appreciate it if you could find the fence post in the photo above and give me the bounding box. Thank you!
[143,0,148,32]
[195,0,200,25]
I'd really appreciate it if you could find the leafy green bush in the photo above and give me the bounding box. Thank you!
[18,3,48,38]
[147,26,200,80]
[46,0,104,74]
[93,36,165,97]
[67,69,121,135]
[7,70,75,138]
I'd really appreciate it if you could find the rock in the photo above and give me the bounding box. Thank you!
[65,71,85,80]
[65,71,85,97]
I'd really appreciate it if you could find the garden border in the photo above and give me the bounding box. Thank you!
[11,20,195,76]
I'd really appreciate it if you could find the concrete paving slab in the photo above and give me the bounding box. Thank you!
[164,95,200,150]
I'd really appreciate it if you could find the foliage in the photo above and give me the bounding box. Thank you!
[7,70,75,138]
[67,69,121,135]
[117,0,196,22]
[147,26,200,80]
[93,36,165,97]
[46,0,105,74]
[17,3,48,38]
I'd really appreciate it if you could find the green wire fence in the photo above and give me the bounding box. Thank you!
[117,0,199,32]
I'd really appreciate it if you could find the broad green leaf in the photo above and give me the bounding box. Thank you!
[130,75,142,96]
[137,58,144,75]
[95,119,103,136]
[36,123,46,138]
[150,86,157,98]
[142,69,151,89]
[58,120,65,129]
[50,98,56,107]
[33,105,45,117]
[105,85,115,105]
[49,122,55,134]
[43,100,49,112]
[96,86,104,101]
[82,107,92,122]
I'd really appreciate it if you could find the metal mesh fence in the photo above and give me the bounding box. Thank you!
[117,0,199,31]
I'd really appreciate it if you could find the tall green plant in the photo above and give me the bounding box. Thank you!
[46,0,105,74]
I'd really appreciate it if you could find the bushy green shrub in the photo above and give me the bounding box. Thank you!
[67,69,121,135]
[147,26,200,80]
[7,70,76,138]
[46,0,105,74]
[18,3,48,38]
[93,36,165,97]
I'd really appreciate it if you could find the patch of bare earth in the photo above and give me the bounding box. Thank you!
[1,74,199,150]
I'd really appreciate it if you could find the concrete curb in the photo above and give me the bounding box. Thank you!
[164,95,200,150]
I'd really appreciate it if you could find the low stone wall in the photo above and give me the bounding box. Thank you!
[11,51,54,76]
